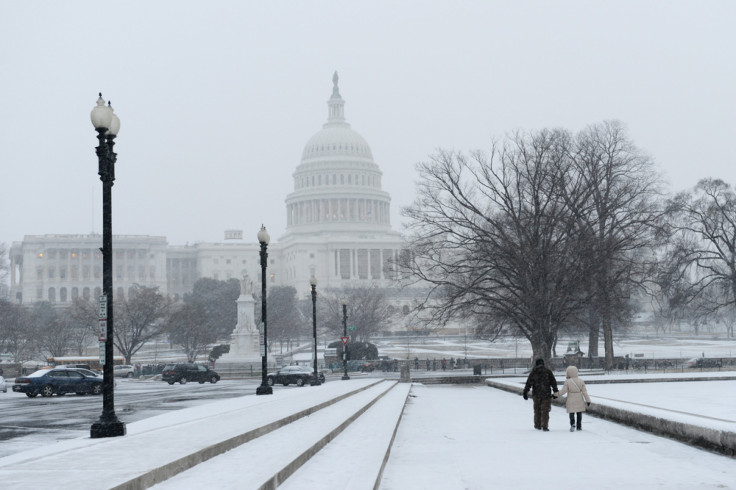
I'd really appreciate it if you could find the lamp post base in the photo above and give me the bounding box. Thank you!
[256,385,273,395]
[310,379,322,386]
[90,420,126,438]
[341,375,350,380]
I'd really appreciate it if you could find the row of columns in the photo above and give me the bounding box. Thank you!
[287,198,390,226]
[334,247,398,281]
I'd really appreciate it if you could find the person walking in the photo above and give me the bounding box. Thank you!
[522,358,559,431]
[557,365,591,431]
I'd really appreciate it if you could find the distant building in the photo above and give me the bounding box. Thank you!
[8,234,168,304]
[8,74,413,317]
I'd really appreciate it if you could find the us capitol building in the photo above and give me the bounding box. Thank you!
[8,74,415,320]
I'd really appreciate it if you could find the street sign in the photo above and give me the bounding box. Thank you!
[340,336,349,346]
[98,295,107,319]
[99,341,106,364]
[98,319,107,341]
[347,326,356,331]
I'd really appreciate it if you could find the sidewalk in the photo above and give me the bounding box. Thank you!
[0,376,733,489]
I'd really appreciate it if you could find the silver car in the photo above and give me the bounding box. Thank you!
[113,365,135,378]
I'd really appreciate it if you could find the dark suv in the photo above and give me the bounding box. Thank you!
[161,364,220,385]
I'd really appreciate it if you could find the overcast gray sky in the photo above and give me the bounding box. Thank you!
[1,1,734,247]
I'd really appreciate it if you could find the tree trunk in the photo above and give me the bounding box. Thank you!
[588,325,599,357]
[602,318,614,370]
[530,335,552,365]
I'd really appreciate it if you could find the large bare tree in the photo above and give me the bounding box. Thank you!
[663,178,736,336]
[564,121,663,368]
[400,129,594,362]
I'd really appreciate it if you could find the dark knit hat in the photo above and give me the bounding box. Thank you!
[535,358,544,366]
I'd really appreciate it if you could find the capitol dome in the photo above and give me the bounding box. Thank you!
[301,125,373,161]
[285,72,392,233]
[299,72,374,163]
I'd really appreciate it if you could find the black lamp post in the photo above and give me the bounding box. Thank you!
[90,93,126,438]
[256,225,273,395]
[341,298,350,380]
[309,276,321,386]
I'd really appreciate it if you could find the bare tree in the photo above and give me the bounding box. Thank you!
[65,298,99,355]
[564,121,663,369]
[166,302,216,362]
[187,278,239,340]
[114,285,172,364]
[318,286,395,343]
[32,302,73,358]
[400,129,594,362]
[663,179,736,334]
[0,299,37,362]
[266,286,303,353]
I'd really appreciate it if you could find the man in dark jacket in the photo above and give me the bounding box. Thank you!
[523,358,559,431]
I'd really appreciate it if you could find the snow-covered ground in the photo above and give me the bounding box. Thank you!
[149,374,736,489]
[2,335,735,489]
[2,373,732,489]
[375,335,736,361]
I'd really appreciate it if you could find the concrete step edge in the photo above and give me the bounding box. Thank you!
[258,380,399,490]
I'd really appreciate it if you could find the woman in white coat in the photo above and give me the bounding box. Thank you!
[557,365,591,431]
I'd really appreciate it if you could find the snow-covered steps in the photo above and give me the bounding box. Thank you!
[151,380,408,490]
[278,382,411,490]
[0,379,386,490]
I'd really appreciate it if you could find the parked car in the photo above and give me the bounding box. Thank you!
[12,368,103,397]
[267,365,325,387]
[685,357,721,368]
[161,364,220,385]
[53,366,102,378]
[114,365,135,378]
[0,375,6,393]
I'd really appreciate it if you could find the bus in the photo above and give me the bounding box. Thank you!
[48,356,125,371]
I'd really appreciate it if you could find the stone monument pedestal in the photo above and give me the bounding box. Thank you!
[216,276,272,377]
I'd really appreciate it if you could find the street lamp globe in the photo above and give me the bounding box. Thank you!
[258,225,270,245]
[107,103,120,136]
[90,93,112,130]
